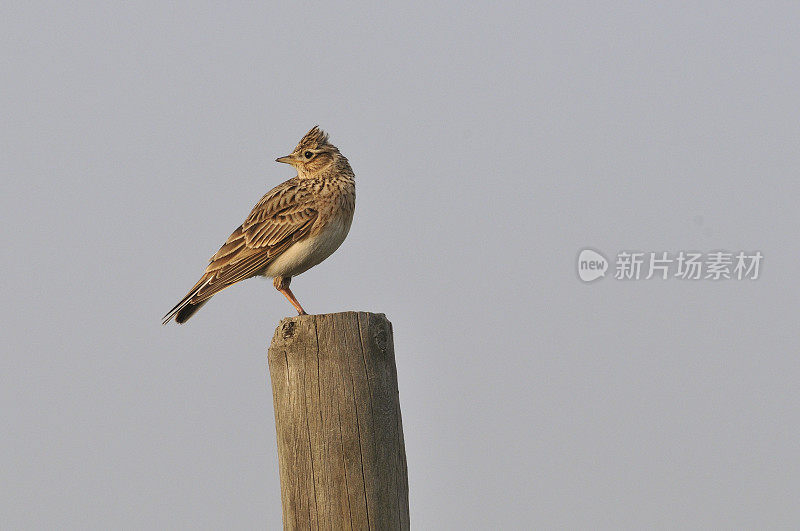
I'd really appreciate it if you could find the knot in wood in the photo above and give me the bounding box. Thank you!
[281,320,296,339]
[373,326,388,353]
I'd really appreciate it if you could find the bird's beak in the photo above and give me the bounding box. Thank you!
[276,154,296,164]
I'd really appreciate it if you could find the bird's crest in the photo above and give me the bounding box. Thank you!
[297,125,330,150]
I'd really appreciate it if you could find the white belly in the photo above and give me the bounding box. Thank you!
[262,213,352,278]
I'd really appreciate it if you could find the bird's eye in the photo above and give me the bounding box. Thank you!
[304,151,313,159]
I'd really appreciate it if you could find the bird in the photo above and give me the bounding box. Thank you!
[162,126,355,324]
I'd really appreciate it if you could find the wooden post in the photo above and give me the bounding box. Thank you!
[267,311,409,530]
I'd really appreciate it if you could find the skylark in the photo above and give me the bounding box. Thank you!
[162,126,355,324]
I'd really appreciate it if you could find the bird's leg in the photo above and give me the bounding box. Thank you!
[273,276,307,315]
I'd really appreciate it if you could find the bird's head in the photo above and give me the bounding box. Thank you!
[276,126,346,178]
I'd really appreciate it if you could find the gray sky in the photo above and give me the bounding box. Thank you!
[3,2,799,528]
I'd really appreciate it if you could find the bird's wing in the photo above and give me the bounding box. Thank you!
[190,179,318,301]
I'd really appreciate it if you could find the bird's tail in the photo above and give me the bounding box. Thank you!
[162,277,212,325]
[173,299,209,324]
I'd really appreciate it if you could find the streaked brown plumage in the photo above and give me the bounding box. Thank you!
[163,126,355,324]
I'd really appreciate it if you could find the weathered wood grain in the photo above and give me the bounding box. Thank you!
[268,312,409,530]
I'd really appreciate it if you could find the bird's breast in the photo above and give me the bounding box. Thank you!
[262,208,353,278]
